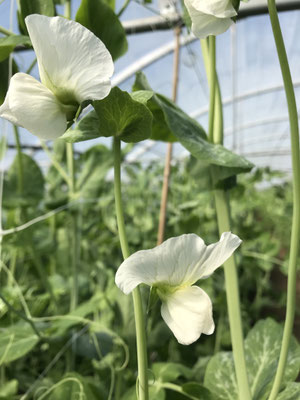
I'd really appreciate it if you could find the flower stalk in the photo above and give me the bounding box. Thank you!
[203,37,252,400]
[113,137,149,400]
[208,36,216,142]
[157,25,181,245]
[267,1,300,399]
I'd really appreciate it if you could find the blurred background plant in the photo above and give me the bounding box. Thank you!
[0,141,298,398]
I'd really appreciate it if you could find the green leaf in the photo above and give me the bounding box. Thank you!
[130,90,154,105]
[277,383,300,400]
[18,0,55,34]
[181,383,213,400]
[0,324,39,364]
[156,94,253,180]
[0,380,18,398]
[62,87,153,143]
[133,72,177,142]
[204,318,300,400]
[133,72,254,180]
[76,0,127,60]
[204,352,237,400]
[3,153,44,208]
[0,35,31,62]
[104,0,115,10]
[245,318,300,400]
[152,362,193,383]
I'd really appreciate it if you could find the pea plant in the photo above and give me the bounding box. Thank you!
[0,0,299,399]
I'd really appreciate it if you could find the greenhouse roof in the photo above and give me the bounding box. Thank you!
[1,0,300,173]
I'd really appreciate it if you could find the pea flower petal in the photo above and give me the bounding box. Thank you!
[187,0,236,18]
[0,73,66,140]
[0,14,114,140]
[184,0,237,38]
[161,286,214,345]
[25,14,114,104]
[115,232,241,344]
[115,232,241,294]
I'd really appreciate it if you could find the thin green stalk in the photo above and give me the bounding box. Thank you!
[65,0,71,19]
[25,57,37,74]
[203,38,252,400]
[40,141,71,186]
[213,190,251,400]
[66,143,78,313]
[67,143,76,195]
[0,292,42,338]
[113,137,149,400]
[200,38,223,144]
[7,249,17,287]
[0,25,14,36]
[267,1,300,399]
[13,126,23,194]
[208,36,216,142]
[117,0,131,17]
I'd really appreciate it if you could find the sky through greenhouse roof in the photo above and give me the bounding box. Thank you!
[0,0,300,173]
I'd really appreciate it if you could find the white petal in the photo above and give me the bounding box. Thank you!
[161,286,214,345]
[193,232,242,280]
[186,0,237,18]
[185,2,234,39]
[0,73,66,140]
[25,14,114,104]
[115,234,209,294]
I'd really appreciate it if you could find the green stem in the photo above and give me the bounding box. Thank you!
[65,0,71,19]
[203,37,252,400]
[0,25,14,36]
[213,190,251,400]
[25,58,37,75]
[67,143,76,195]
[113,137,149,400]
[66,143,78,313]
[40,141,71,186]
[13,126,23,195]
[200,38,223,144]
[7,249,17,287]
[0,292,42,338]
[117,0,131,17]
[208,36,216,142]
[267,1,300,399]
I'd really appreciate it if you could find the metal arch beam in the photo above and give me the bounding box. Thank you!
[112,34,195,87]
[123,0,300,34]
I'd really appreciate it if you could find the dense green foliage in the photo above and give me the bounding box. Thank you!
[0,0,299,398]
[0,144,299,398]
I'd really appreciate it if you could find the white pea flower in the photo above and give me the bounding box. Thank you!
[184,0,237,38]
[0,14,114,140]
[115,232,241,345]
